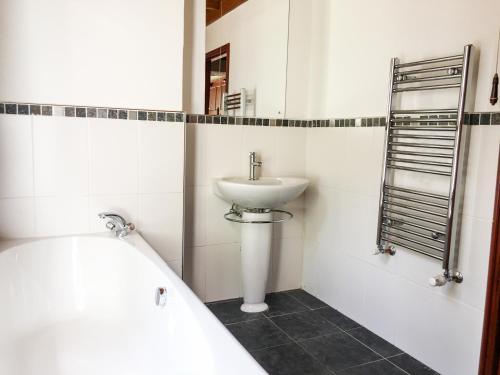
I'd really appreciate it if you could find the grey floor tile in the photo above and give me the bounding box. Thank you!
[348,327,403,357]
[315,306,361,330]
[337,359,407,374]
[388,353,440,375]
[251,343,332,375]
[264,292,309,317]
[299,331,382,372]
[271,310,340,340]
[207,298,262,324]
[286,289,328,309]
[226,318,292,351]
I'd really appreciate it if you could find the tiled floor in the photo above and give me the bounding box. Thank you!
[207,289,440,375]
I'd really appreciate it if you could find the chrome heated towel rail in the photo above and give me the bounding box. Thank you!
[376,45,474,286]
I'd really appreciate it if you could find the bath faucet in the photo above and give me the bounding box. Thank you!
[249,152,262,181]
[98,212,135,238]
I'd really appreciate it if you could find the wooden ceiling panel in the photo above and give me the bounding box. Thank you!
[207,0,247,25]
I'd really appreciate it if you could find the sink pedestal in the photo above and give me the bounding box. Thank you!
[240,211,272,313]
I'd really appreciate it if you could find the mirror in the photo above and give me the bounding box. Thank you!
[204,0,290,118]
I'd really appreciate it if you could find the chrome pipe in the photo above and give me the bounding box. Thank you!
[389,141,454,149]
[395,74,462,85]
[392,109,457,114]
[383,207,447,227]
[387,150,453,159]
[395,54,463,69]
[390,126,457,131]
[390,118,456,124]
[389,134,455,140]
[442,44,472,274]
[386,164,452,176]
[382,224,445,244]
[380,238,443,260]
[384,192,449,209]
[382,215,445,236]
[387,157,452,168]
[381,230,444,252]
[384,184,449,200]
[383,200,448,218]
[376,58,398,249]
[394,64,462,76]
[393,83,461,92]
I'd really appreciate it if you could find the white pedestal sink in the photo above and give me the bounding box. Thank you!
[214,177,309,313]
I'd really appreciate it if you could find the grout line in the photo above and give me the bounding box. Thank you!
[283,291,316,310]
[224,316,264,326]
[263,307,336,372]
[385,355,414,375]
[212,290,418,374]
[248,342,292,354]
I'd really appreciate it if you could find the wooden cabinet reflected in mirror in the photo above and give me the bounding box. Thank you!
[205,43,230,115]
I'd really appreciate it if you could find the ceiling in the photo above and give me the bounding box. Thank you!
[206,0,247,25]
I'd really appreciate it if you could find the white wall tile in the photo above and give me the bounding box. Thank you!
[167,259,183,278]
[442,214,492,310]
[89,194,140,233]
[33,116,89,196]
[205,242,242,302]
[463,126,500,221]
[268,236,303,292]
[184,186,207,247]
[0,115,33,198]
[205,191,240,245]
[140,193,183,262]
[205,125,243,183]
[275,128,306,177]
[89,118,138,195]
[185,124,207,187]
[183,246,206,300]
[35,196,89,236]
[0,198,35,238]
[139,122,184,194]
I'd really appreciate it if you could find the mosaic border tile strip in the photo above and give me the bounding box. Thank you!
[1,102,498,127]
[186,112,500,127]
[0,102,185,123]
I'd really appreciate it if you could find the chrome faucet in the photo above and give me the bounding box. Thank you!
[98,212,135,238]
[249,152,262,180]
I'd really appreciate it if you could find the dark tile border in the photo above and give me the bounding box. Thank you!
[0,102,185,123]
[2,102,498,128]
[185,112,500,128]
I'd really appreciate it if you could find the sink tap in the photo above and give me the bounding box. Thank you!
[249,152,262,181]
[98,212,135,238]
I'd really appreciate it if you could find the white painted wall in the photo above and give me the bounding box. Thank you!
[0,113,185,276]
[286,0,500,118]
[184,122,306,302]
[206,0,290,118]
[184,0,206,114]
[0,0,184,110]
[303,125,498,375]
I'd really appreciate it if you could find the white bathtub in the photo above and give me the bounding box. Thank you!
[0,233,266,375]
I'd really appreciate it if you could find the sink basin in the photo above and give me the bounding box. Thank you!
[214,177,309,209]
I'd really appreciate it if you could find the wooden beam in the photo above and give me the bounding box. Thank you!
[206,0,246,25]
[206,0,220,10]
